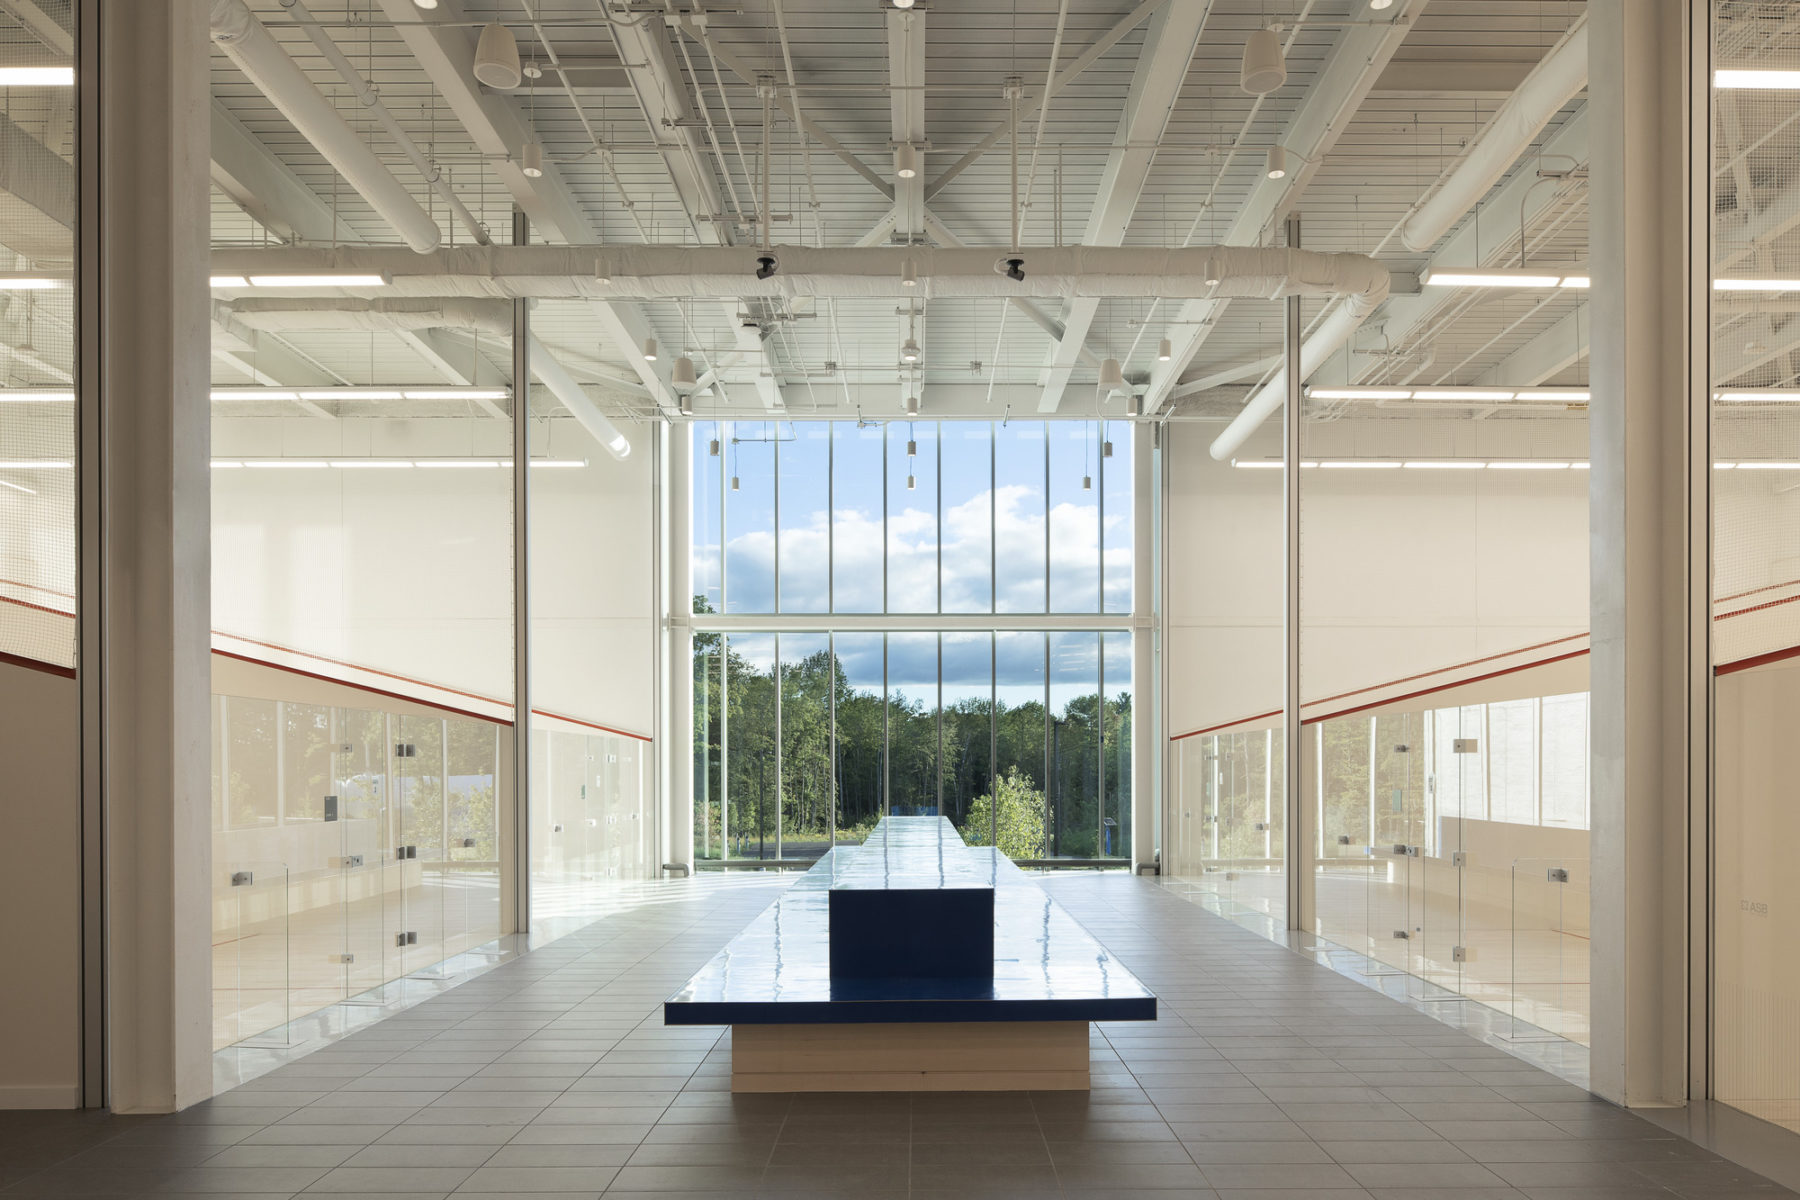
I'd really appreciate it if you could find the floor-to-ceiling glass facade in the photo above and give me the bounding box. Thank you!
[691,418,1133,864]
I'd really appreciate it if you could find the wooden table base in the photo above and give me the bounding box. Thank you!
[729,1021,1090,1092]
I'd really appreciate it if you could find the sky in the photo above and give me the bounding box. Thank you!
[693,419,1132,617]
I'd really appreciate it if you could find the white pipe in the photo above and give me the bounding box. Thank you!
[282,0,489,246]
[527,334,631,461]
[1208,301,1371,461]
[225,298,512,335]
[209,244,1396,304]
[1399,15,1588,253]
[209,0,441,253]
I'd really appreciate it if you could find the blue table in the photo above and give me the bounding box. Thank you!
[666,816,1155,1091]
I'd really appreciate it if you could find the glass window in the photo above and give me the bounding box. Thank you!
[991,630,1048,858]
[780,634,832,856]
[887,632,939,814]
[941,422,994,613]
[1049,423,1100,613]
[833,632,886,841]
[693,631,725,860]
[1101,631,1132,859]
[724,633,777,859]
[995,421,1048,614]
[832,423,884,613]
[779,424,830,613]
[1102,421,1133,614]
[724,423,775,614]
[693,421,723,613]
[1540,693,1588,829]
[888,423,938,613]
[942,632,993,841]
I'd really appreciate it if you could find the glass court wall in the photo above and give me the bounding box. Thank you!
[691,419,1133,864]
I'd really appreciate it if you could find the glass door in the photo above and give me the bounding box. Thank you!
[391,715,447,980]
[336,706,392,1002]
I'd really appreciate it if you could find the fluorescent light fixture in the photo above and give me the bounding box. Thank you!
[1516,389,1591,401]
[1716,69,1800,89]
[1231,460,1285,469]
[530,459,588,468]
[0,67,74,86]
[0,390,74,403]
[415,460,500,468]
[1412,388,1516,401]
[1318,460,1401,469]
[212,389,298,401]
[243,460,329,469]
[1403,461,1486,470]
[329,460,414,469]
[1306,386,1412,400]
[0,460,71,469]
[1735,461,1800,470]
[1715,278,1800,291]
[211,461,243,469]
[297,389,404,401]
[245,274,390,288]
[1422,268,1565,288]
[1560,275,1590,288]
[0,478,37,495]
[1488,461,1569,470]
[402,388,511,401]
[1570,462,1590,469]
[1719,390,1800,402]
[210,275,250,289]
[0,274,67,289]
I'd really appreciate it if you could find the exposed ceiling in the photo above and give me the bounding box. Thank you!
[6,0,1798,447]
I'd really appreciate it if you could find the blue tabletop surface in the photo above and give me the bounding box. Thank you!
[665,817,1157,1025]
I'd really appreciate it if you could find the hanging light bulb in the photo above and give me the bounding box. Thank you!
[1265,145,1288,180]
[521,139,545,178]
[1158,338,1172,362]
[1240,25,1286,96]
[895,142,919,180]
[901,256,918,288]
[1098,357,1125,393]
[901,336,922,364]
[473,22,522,90]
[642,337,658,362]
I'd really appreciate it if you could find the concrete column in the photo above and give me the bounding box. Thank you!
[86,0,214,1112]
[1131,420,1155,872]
[1587,0,1709,1108]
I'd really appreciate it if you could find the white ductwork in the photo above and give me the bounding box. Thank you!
[1399,15,1587,253]
[224,298,512,336]
[528,335,632,461]
[1207,301,1375,462]
[209,0,442,253]
[209,245,1396,304]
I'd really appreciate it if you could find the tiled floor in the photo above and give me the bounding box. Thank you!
[4,872,1796,1199]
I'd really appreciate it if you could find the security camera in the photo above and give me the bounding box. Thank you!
[755,255,778,280]
[1002,257,1025,282]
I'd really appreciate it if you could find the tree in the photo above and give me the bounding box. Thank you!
[963,766,1047,859]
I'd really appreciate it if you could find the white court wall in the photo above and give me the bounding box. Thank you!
[0,659,80,1107]
[1164,417,1593,735]
[210,415,655,738]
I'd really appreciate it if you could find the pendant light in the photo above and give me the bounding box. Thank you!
[1126,394,1142,418]
[905,395,920,416]
[642,337,658,362]
[895,142,919,180]
[672,355,697,390]
[1264,145,1288,180]
[521,139,544,178]
[1098,357,1125,393]
[473,23,522,90]
[901,336,922,364]
[901,257,918,288]
[1240,25,1286,96]
[709,438,721,456]
[906,425,917,490]
[1158,338,1172,362]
